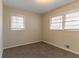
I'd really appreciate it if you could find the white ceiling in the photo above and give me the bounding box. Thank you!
[3,0,75,14]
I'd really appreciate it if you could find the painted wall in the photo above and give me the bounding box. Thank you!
[0,0,3,57]
[3,6,42,49]
[43,1,79,54]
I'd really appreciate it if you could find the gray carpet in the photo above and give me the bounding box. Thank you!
[3,42,79,58]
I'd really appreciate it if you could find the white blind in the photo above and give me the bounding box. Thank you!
[11,16,24,30]
[64,11,79,30]
[50,16,63,30]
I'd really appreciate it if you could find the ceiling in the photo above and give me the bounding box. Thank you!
[3,0,75,14]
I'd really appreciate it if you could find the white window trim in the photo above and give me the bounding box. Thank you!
[11,16,25,31]
[64,11,79,31]
[50,10,79,31]
[49,16,63,31]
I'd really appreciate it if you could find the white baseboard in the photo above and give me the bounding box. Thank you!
[43,40,79,55]
[4,40,79,55]
[4,41,41,49]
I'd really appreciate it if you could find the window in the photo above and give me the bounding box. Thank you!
[50,16,63,30]
[64,11,79,30]
[11,16,24,30]
[50,11,79,31]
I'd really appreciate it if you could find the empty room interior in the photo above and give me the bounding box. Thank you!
[1,0,79,58]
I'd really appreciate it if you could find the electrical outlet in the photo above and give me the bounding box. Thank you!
[66,45,70,49]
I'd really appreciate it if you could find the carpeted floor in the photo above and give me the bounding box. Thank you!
[3,42,79,58]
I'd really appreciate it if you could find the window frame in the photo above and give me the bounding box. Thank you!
[64,10,79,31]
[50,9,79,31]
[49,15,63,31]
[11,15,25,31]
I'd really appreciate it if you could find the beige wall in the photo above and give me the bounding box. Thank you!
[3,0,79,55]
[3,6,42,49]
[43,1,79,53]
[0,0,3,57]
